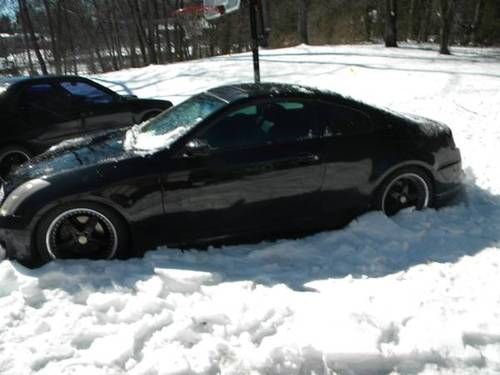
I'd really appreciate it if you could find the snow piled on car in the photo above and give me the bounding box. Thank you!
[124,123,191,155]
[1,43,500,374]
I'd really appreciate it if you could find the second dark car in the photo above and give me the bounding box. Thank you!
[0,83,463,267]
[0,75,172,177]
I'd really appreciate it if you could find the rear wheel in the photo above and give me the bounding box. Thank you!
[35,202,129,263]
[377,168,433,216]
[0,146,30,178]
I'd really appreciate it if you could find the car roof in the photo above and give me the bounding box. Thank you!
[206,83,331,103]
[0,76,25,93]
[0,75,93,91]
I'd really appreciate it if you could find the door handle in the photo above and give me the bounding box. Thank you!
[296,153,320,163]
[281,153,319,166]
[272,153,320,169]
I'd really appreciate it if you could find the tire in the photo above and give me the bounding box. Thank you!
[376,167,433,216]
[0,146,31,178]
[35,202,129,263]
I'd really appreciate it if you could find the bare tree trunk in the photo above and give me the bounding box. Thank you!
[126,0,149,65]
[94,47,107,72]
[297,0,309,44]
[145,0,158,64]
[41,0,61,74]
[384,0,398,47]
[62,0,78,74]
[418,0,433,42]
[110,0,124,69]
[408,0,422,40]
[118,3,139,67]
[162,0,173,62]
[18,0,48,75]
[20,16,36,75]
[471,0,485,45]
[262,0,271,38]
[439,0,457,54]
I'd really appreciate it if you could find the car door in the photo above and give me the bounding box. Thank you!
[58,79,133,135]
[17,82,83,148]
[316,100,378,224]
[161,99,326,243]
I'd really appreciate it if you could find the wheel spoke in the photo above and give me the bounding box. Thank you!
[84,216,99,235]
[69,216,85,231]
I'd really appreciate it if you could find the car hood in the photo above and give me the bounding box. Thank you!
[3,129,135,194]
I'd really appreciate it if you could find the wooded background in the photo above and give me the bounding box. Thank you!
[0,0,499,76]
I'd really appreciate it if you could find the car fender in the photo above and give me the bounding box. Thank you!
[371,159,435,193]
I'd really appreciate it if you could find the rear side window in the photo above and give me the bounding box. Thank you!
[318,102,372,137]
[60,81,114,104]
[20,83,71,113]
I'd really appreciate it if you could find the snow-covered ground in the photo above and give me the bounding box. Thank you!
[1,44,500,374]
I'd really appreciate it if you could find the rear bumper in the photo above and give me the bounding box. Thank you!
[434,157,465,208]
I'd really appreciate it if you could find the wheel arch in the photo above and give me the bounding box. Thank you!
[0,143,33,157]
[371,161,436,206]
[31,196,134,256]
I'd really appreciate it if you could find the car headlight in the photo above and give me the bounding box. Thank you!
[0,179,50,217]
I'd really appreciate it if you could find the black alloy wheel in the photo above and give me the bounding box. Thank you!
[35,203,129,263]
[379,168,433,216]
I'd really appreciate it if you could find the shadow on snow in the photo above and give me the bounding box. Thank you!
[10,178,500,293]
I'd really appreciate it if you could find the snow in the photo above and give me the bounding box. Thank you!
[1,43,500,374]
[124,122,190,154]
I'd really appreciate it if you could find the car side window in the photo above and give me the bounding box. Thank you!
[60,81,115,104]
[19,83,71,116]
[200,100,319,150]
[318,102,372,137]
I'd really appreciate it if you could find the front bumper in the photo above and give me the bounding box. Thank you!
[0,215,33,262]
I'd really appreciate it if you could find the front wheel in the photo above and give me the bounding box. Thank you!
[0,146,31,178]
[35,202,129,263]
[376,168,433,216]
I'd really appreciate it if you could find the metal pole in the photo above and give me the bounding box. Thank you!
[249,0,260,84]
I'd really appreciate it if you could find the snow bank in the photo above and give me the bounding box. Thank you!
[1,43,500,374]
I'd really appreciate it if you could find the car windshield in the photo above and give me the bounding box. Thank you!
[124,93,226,153]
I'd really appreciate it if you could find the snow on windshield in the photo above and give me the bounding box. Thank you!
[124,93,225,154]
[124,124,191,154]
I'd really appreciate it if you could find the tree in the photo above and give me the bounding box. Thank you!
[0,15,13,33]
[439,0,457,54]
[18,0,48,75]
[41,0,61,74]
[418,0,433,43]
[384,0,397,47]
[297,0,309,44]
[470,0,485,45]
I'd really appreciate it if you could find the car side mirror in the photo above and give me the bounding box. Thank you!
[184,139,212,158]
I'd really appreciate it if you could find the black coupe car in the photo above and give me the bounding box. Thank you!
[0,75,172,177]
[0,83,463,267]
